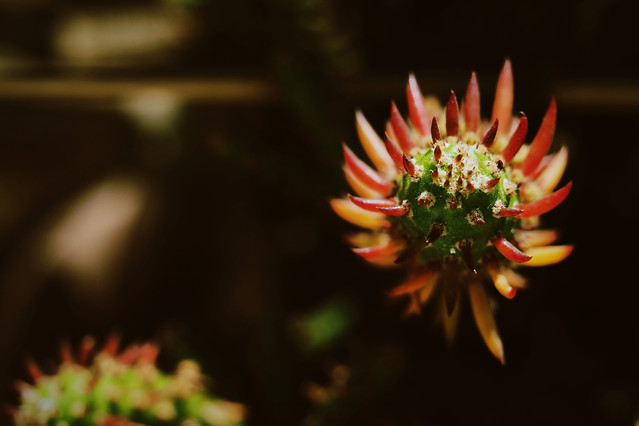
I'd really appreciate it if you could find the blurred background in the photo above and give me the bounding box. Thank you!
[0,0,637,424]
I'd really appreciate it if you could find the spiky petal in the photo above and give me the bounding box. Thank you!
[343,165,384,199]
[536,146,568,192]
[468,276,505,364]
[352,240,400,259]
[492,235,532,263]
[348,194,397,212]
[387,269,437,296]
[463,72,480,132]
[522,245,573,266]
[520,99,557,176]
[446,91,459,137]
[355,110,396,175]
[330,199,388,230]
[482,119,499,147]
[343,144,393,196]
[491,59,513,135]
[407,74,430,136]
[517,181,572,217]
[501,115,528,163]
[390,102,415,152]
[383,134,405,171]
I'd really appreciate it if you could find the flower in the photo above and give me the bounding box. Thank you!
[331,60,572,363]
[11,335,246,425]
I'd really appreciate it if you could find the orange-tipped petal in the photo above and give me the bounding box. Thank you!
[343,144,393,196]
[517,181,572,218]
[390,102,415,152]
[468,277,505,364]
[520,99,557,176]
[491,59,513,135]
[522,245,573,266]
[352,240,401,259]
[387,269,436,296]
[348,194,397,212]
[501,115,528,163]
[330,198,388,230]
[463,72,481,132]
[406,74,430,136]
[486,263,516,299]
[515,229,559,248]
[492,235,532,263]
[446,91,459,137]
[343,165,384,199]
[355,110,396,175]
[536,146,568,193]
[502,267,528,289]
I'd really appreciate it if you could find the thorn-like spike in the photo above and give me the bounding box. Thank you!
[446,91,459,137]
[521,245,573,266]
[425,223,444,245]
[492,59,513,135]
[25,358,42,382]
[464,72,481,132]
[444,258,460,315]
[486,177,501,190]
[355,110,396,175]
[434,144,442,162]
[517,181,572,218]
[520,99,557,176]
[383,133,405,171]
[482,119,499,147]
[352,239,400,259]
[348,194,397,212]
[536,146,569,193]
[331,198,388,230]
[387,269,436,296]
[468,275,505,364]
[402,154,415,176]
[377,204,409,216]
[343,144,393,196]
[390,101,415,152]
[459,240,477,273]
[492,235,532,263]
[496,206,522,217]
[501,114,528,163]
[407,74,430,136]
[431,117,442,142]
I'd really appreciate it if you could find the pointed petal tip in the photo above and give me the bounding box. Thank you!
[522,245,573,266]
[517,181,572,218]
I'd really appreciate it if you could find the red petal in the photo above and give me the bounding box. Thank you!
[348,194,397,212]
[491,59,513,135]
[517,181,572,218]
[383,133,405,171]
[521,99,557,176]
[390,101,415,152]
[352,240,398,259]
[501,115,528,163]
[463,72,480,132]
[377,204,409,216]
[493,236,532,263]
[482,119,499,147]
[407,74,430,136]
[343,144,393,196]
[446,91,459,137]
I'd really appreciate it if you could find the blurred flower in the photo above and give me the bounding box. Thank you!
[11,335,245,425]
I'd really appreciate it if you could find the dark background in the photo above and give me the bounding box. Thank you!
[0,0,637,425]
